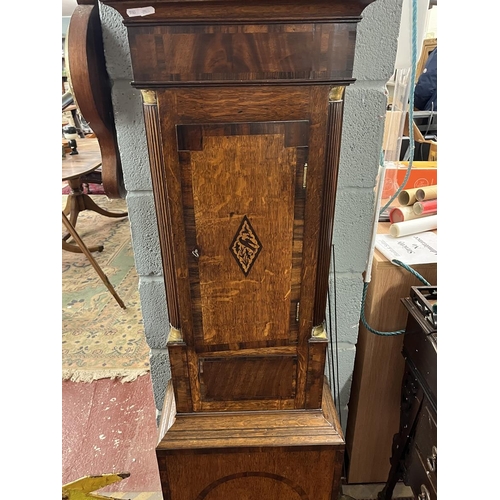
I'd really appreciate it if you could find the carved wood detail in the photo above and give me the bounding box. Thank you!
[314,86,345,324]
[142,95,181,331]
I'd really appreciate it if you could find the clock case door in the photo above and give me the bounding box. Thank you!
[144,84,345,413]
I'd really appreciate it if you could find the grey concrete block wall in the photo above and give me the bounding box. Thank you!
[100,1,170,411]
[98,0,403,433]
[328,0,403,432]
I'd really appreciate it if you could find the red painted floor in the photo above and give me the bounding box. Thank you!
[61,375,416,500]
[62,374,162,494]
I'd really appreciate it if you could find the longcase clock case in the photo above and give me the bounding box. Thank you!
[101,1,376,498]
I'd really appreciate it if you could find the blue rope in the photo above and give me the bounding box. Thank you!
[380,0,418,215]
[392,259,431,286]
[360,259,430,337]
[360,281,406,336]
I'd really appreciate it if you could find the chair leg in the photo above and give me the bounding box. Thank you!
[62,211,126,309]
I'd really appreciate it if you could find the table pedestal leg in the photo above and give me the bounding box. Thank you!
[62,212,125,309]
[62,177,128,245]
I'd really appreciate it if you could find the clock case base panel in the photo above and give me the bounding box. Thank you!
[157,378,345,500]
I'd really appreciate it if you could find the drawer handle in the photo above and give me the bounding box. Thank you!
[417,484,431,500]
[426,445,437,473]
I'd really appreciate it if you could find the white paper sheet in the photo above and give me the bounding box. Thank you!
[375,231,437,265]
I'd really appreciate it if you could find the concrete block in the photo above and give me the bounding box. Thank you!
[338,345,356,410]
[325,343,356,409]
[340,85,387,189]
[108,80,152,192]
[355,0,403,82]
[326,273,365,344]
[339,406,349,435]
[99,2,133,80]
[149,349,172,411]
[125,192,163,276]
[333,188,376,273]
[138,277,170,349]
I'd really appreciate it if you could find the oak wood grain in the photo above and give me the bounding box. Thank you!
[314,92,345,324]
[177,121,305,347]
[157,378,344,499]
[158,377,342,446]
[148,85,338,411]
[166,341,193,412]
[199,355,297,401]
[304,337,328,409]
[98,1,371,495]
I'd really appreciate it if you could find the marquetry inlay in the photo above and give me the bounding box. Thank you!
[230,215,263,276]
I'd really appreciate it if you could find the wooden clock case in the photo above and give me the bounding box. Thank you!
[100,1,376,498]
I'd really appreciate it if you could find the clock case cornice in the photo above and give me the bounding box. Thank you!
[101,0,377,24]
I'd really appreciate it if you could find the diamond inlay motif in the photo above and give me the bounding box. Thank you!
[230,216,262,276]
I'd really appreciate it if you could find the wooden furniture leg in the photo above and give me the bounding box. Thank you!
[63,239,103,254]
[62,177,128,241]
[377,366,423,500]
[62,211,126,309]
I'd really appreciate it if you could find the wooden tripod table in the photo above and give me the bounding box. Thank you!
[62,211,126,309]
[62,137,127,253]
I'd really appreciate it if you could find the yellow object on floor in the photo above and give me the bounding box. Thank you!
[62,473,130,500]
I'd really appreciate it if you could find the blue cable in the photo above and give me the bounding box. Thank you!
[362,0,428,337]
[380,0,418,216]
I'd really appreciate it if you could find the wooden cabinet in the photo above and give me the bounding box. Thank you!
[345,223,437,484]
[101,1,375,498]
[378,286,437,499]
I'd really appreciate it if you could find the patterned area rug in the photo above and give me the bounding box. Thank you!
[62,195,150,382]
[62,182,105,195]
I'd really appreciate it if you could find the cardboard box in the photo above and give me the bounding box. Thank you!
[396,161,437,189]
[381,162,436,200]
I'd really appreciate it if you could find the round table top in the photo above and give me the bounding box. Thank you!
[62,137,102,181]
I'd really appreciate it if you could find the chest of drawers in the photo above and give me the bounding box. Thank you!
[378,286,437,500]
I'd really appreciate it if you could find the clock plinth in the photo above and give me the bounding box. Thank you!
[157,378,344,500]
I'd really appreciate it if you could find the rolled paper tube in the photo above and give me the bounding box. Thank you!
[397,187,420,206]
[416,185,438,201]
[413,199,437,215]
[389,214,437,238]
[390,206,421,223]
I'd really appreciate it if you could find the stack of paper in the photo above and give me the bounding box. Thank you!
[375,231,437,265]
